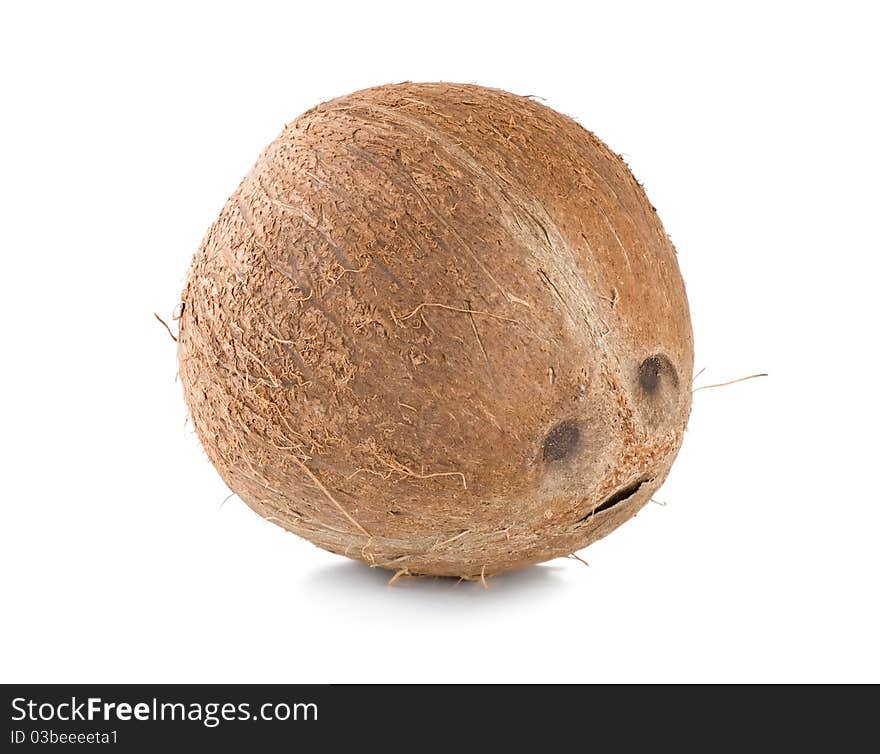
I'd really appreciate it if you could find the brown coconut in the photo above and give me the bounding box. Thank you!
[177,82,693,578]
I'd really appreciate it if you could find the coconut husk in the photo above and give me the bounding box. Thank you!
[178,82,693,578]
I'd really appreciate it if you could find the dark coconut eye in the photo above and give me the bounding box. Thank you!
[543,420,580,462]
[639,356,662,392]
[634,354,681,430]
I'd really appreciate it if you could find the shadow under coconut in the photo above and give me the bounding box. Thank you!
[300,559,572,617]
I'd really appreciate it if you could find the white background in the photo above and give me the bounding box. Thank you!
[1,1,877,683]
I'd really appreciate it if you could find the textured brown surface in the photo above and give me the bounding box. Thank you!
[178,82,694,578]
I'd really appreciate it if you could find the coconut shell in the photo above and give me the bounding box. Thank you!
[178,82,693,578]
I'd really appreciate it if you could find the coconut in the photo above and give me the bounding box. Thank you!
[178,82,693,578]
